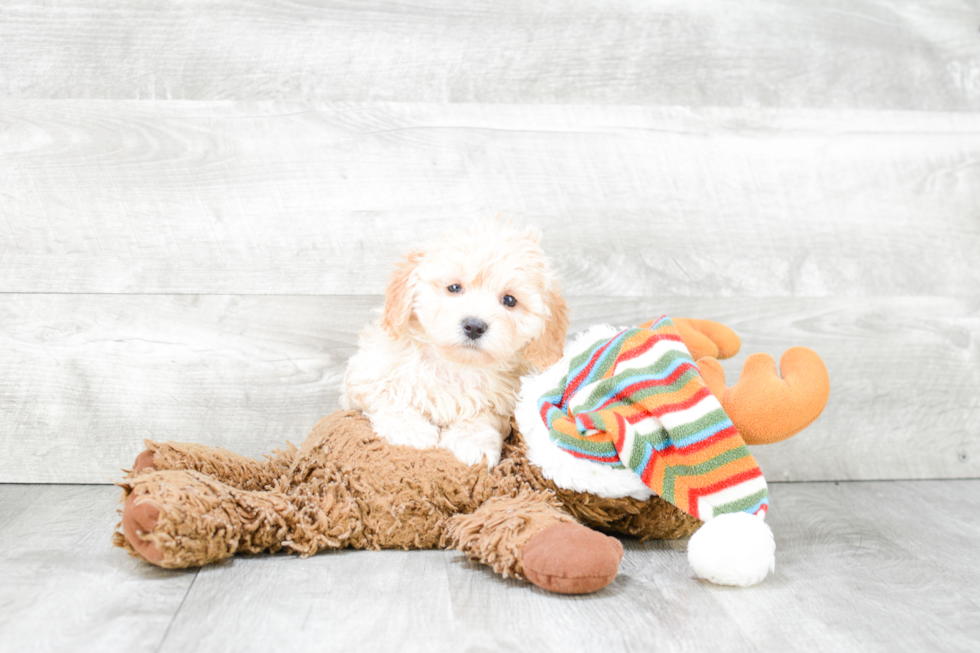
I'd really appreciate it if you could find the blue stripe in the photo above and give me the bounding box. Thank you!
[652,417,734,451]
[544,405,563,423]
[743,497,769,516]
[630,440,655,477]
[572,357,692,412]
[563,329,631,396]
[538,392,563,411]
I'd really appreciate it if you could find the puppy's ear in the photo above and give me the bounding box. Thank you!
[381,248,424,338]
[524,284,569,369]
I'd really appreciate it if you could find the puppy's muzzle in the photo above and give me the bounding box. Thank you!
[462,317,488,341]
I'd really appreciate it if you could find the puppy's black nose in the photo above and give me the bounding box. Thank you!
[462,317,488,340]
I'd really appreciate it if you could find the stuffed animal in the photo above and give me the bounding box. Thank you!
[114,317,829,592]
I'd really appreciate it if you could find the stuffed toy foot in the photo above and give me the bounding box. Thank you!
[522,522,624,594]
[448,492,623,595]
[696,348,830,445]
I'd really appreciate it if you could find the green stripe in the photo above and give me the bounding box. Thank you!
[571,363,701,414]
[626,429,668,469]
[661,466,676,503]
[710,489,769,517]
[657,445,755,477]
[662,408,731,441]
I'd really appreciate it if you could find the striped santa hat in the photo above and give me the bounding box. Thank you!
[515,316,776,586]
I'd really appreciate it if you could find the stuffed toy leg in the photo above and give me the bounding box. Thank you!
[118,468,362,567]
[119,432,627,593]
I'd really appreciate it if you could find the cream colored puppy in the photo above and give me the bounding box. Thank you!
[341,222,568,467]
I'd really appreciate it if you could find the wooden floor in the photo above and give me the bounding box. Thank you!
[1,480,977,653]
[2,0,979,651]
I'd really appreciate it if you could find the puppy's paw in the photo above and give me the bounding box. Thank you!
[440,423,504,468]
[368,410,441,450]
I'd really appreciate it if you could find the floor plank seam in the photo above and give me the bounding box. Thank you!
[155,570,199,653]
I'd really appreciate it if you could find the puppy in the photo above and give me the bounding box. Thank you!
[341,222,568,467]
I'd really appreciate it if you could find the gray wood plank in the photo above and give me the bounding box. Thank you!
[1,0,978,110]
[820,480,980,607]
[1,294,976,483]
[0,485,195,653]
[3,482,976,653]
[145,481,980,653]
[1,101,978,296]
[708,480,980,653]
[0,294,367,484]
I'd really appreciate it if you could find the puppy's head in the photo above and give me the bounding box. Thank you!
[381,222,568,369]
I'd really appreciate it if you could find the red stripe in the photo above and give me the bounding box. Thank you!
[685,467,765,516]
[539,402,551,423]
[560,333,624,407]
[657,424,740,456]
[596,363,696,411]
[579,412,597,432]
[693,466,763,498]
[614,332,682,366]
[647,385,713,418]
[639,452,659,487]
[613,411,628,448]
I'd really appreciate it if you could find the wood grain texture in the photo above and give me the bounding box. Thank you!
[707,480,980,652]
[1,294,976,483]
[0,294,367,484]
[2,0,978,109]
[2,101,979,296]
[5,481,976,652]
[0,485,197,653]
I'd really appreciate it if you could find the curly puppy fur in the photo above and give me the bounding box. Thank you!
[341,222,568,467]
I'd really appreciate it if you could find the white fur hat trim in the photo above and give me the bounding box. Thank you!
[687,512,775,587]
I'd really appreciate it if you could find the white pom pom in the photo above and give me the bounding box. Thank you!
[687,512,775,587]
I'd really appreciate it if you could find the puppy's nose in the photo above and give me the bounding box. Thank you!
[462,317,488,340]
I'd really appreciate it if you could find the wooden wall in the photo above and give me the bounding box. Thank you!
[1,0,977,482]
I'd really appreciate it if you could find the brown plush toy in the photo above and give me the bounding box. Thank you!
[115,318,829,593]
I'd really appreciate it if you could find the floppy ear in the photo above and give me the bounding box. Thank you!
[524,284,569,370]
[381,248,424,338]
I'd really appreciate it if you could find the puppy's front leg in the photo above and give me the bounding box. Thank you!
[367,407,442,450]
[439,413,510,468]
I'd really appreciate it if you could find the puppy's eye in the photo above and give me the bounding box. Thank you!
[501,295,517,308]
[448,284,463,294]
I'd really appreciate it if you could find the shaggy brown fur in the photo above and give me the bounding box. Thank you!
[115,410,697,578]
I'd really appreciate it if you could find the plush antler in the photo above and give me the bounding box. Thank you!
[696,348,830,445]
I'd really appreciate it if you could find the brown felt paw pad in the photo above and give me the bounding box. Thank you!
[522,522,624,594]
[122,493,165,565]
[133,450,157,473]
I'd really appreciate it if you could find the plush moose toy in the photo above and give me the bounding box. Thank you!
[115,317,828,592]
